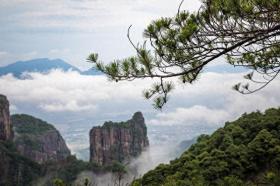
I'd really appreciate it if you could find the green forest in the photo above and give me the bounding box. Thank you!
[132,108,280,186]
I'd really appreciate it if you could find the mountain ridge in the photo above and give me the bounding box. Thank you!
[0,58,102,78]
[132,108,280,186]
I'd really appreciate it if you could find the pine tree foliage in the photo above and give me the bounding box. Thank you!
[88,0,280,109]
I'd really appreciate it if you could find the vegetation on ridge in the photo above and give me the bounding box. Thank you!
[12,114,55,135]
[132,107,280,186]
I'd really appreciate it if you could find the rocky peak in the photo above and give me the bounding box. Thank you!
[132,112,144,122]
[131,112,147,128]
[0,94,13,141]
[90,112,149,166]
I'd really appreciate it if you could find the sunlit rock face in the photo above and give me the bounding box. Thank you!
[0,94,13,141]
[90,112,149,165]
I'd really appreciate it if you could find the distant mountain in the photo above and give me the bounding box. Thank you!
[0,58,102,78]
[175,137,197,157]
[81,68,103,76]
[0,58,247,79]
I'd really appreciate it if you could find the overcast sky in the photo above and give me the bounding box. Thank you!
[0,0,201,69]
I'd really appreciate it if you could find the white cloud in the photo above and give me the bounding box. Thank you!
[49,48,70,55]
[0,51,8,57]
[9,104,18,112]
[148,105,231,126]
[0,69,279,124]
[1,0,201,32]
[0,51,39,67]
[0,70,151,113]
[39,100,97,112]
[1,69,279,160]
[21,51,38,60]
[0,51,10,66]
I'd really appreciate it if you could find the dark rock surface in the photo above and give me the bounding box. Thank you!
[90,112,149,165]
[0,141,42,186]
[0,95,41,186]
[0,94,13,141]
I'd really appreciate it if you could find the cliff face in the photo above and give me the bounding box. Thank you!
[0,95,41,186]
[0,95,13,141]
[0,142,42,186]
[12,114,71,164]
[90,112,149,165]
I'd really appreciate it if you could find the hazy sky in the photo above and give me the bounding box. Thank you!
[0,0,201,69]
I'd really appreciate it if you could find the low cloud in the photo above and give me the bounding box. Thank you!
[49,48,70,55]
[0,70,279,124]
[0,69,279,161]
[0,51,39,67]
[0,51,8,58]
[0,70,150,113]
[39,100,97,112]
[148,105,231,126]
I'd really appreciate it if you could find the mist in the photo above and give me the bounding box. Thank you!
[72,139,186,186]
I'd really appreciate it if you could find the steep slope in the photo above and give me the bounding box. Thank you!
[0,141,42,186]
[90,112,149,165]
[0,95,42,186]
[12,114,71,164]
[132,108,280,186]
[0,95,13,140]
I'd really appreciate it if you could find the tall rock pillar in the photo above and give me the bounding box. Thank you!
[90,112,149,165]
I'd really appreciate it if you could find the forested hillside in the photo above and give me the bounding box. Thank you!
[132,108,280,186]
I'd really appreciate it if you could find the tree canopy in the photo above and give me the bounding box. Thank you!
[131,108,280,185]
[88,0,280,109]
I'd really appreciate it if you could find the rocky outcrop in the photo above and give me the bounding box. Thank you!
[90,112,149,165]
[12,114,71,164]
[0,94,13,141]
[0,96,41,185]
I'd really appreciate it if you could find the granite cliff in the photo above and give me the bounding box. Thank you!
[12,114,71,164]
[0,95,42,186]
[0,141,42,186]
[0,95,88,185]
[90,112,149,165]
[0,95,13,141]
